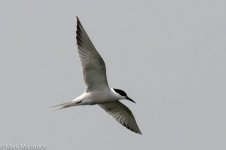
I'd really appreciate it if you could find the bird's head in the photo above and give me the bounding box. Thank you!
[113,88,135,103]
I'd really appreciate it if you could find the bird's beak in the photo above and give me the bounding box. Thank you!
[126,97,136,103]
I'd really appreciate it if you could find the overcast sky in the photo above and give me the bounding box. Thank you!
[0,0,226,150]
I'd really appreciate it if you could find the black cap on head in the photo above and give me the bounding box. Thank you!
[113,88,135,103]
[113,88,127,97]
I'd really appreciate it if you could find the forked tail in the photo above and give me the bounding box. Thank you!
[49,100,81,110]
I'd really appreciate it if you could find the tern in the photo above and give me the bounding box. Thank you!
[51,17,142,134]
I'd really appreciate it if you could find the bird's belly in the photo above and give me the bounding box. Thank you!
[84,91,116,105]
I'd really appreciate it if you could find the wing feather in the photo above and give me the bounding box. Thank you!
[76,17,108,91]
[99,101,142,134]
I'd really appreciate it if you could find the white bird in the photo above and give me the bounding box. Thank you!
[51,17,142,134]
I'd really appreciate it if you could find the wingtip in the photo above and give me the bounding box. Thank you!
[133,128,142,135]
[76,16,80,23]
[137,130,142,135]
[76,16,82,31]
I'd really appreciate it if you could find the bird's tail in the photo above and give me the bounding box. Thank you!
[49,101,79,111]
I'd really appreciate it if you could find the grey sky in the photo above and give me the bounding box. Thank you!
[0,0,226,149]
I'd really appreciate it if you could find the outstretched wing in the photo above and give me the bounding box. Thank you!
[76,17,109,91]
[99,101,142,134]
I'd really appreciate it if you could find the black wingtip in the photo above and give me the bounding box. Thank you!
[133,129,142,135]
[76,16,81,47]
[76,16,80,24]
[133,128,142,135]
[137,130,142,135]
[76,16,82,32]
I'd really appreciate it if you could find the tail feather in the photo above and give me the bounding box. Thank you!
[49,101,75,110]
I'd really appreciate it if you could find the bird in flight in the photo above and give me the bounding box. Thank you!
[51,17,141,134]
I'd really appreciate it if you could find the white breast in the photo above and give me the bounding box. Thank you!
[82,88,118,105]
